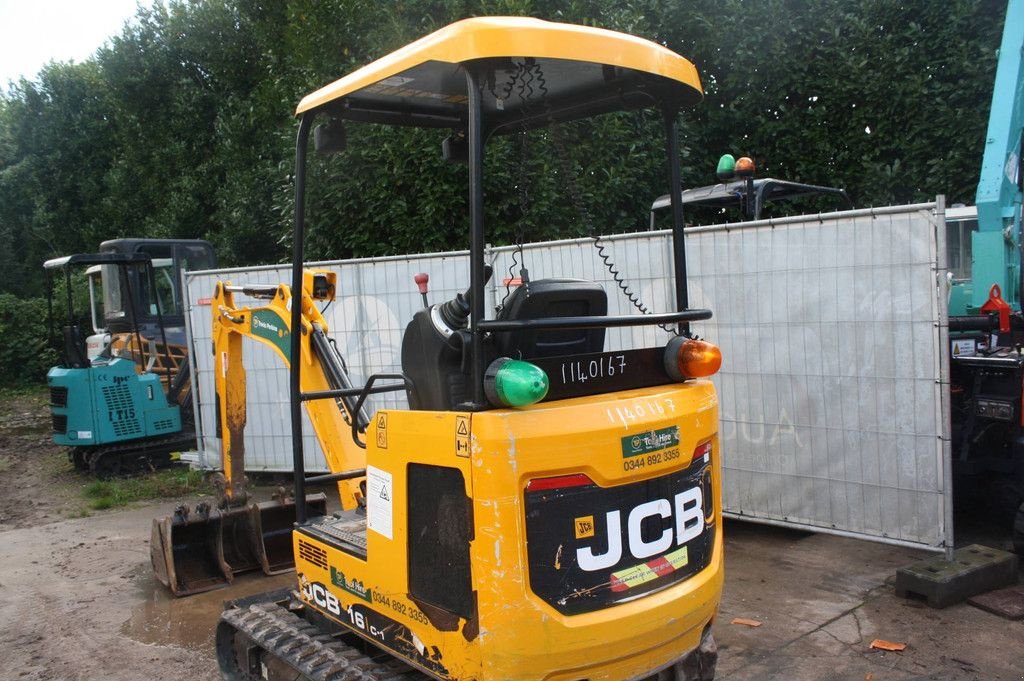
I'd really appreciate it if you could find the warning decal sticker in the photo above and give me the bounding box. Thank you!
[367,465,394,540]
[376,412,388,449]
[455,415,470,457]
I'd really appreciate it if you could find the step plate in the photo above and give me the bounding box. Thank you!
[967,584,1024,620]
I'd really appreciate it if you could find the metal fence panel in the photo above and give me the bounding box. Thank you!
[184,202,950,550]
[682,204,949,550]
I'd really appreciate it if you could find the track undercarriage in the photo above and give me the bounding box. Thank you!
[216,588,428,681]
[70,430,194,478]
[216,590,719,681]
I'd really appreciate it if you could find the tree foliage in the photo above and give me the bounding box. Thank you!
[0,294,57,384]
[0,0,1007,306]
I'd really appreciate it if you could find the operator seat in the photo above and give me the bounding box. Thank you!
[496,279,607,360]
[62,325,90,369]
[400,278,607,412]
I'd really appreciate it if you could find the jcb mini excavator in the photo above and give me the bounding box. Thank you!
[155,17,726,680]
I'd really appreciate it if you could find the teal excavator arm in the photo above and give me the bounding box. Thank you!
[969,0,1024,313]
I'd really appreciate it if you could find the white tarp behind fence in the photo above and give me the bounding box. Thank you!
[184,202,951,550]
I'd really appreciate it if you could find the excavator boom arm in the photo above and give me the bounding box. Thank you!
[970,0,1024,312]
[211,273,366,510]
[150,270,359,597]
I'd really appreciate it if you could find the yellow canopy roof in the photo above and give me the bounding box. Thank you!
[296,16,702,130]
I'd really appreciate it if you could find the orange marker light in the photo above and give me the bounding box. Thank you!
[735,156,755,177]
[664,337,723,380]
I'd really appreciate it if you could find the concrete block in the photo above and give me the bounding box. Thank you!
[894,544,1019,608]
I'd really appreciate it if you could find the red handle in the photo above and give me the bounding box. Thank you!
[980,283,1011,334]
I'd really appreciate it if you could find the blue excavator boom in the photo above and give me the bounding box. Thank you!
[969,0,1024,313]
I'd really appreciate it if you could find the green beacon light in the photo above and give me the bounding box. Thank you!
[716,153,736,180]
[484,358,550,408]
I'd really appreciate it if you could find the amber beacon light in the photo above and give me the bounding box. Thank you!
[734,155,756,177]
[664,336,723,380]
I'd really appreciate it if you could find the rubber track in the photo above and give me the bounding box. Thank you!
[86,429,196,477]
[220,600,429,681]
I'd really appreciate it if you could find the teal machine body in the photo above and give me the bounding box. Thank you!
[48,357,181,447]
[44,240,215,476]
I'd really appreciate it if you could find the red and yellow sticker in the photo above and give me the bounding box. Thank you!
[609,546,689,593]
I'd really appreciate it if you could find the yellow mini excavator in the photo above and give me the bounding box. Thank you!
[162,16,727,681]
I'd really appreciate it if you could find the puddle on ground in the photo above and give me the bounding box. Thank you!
[121,566,295,652]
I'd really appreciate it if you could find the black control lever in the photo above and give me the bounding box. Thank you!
[438,264,493,329]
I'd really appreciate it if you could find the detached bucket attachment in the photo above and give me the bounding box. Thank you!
[152,493,330,596]
[252,492,328,574]
[219,505,264,576]
[151,503,232,597]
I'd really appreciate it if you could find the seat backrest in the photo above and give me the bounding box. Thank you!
[496,279,607,359]
[62,325,90,369]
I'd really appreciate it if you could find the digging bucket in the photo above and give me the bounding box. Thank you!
[252,493,328,574]
[218,504,264,576]
[150,503,232,597]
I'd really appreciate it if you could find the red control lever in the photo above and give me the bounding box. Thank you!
[414,273,430,308]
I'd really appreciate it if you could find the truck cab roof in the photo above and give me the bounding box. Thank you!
[650,177,852,225]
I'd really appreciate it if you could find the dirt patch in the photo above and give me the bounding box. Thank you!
[0,388,94,528]
[0,504,220,680]
[0,387,273,680]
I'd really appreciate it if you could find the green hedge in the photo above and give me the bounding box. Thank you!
[0,294,58,385]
